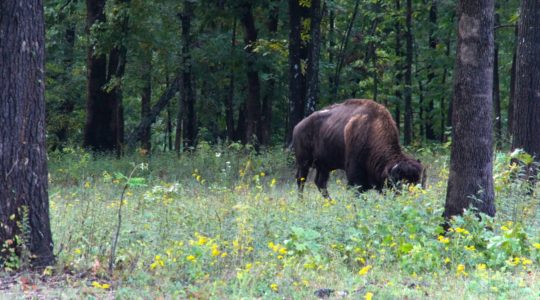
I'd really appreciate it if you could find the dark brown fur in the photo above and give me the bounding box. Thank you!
[292,99,425,197]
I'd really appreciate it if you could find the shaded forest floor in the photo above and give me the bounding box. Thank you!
[2,145,540,299]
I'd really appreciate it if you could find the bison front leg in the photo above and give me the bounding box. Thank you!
[315,169,330,198]
[296,165,310,199]
[345,163,369,193]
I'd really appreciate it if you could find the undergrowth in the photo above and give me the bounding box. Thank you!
[3,143,540,299]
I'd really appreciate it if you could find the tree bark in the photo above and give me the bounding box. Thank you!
[84,0,111,151]
[239,2,261,145]
[286,0,308,143]
[425,0,438,140]
[394,0,402,133]
[512,0,540,162]
[508,24,518,140]
[493,9,501,144]
[444,0,496,219]
[403,0,413,145]
[141,53,152,153]
[180,0,197,149]
[305,0,322,115]
[0,0,54,267]
[226,18,237,141]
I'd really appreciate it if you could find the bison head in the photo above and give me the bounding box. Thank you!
[389,158,425,188]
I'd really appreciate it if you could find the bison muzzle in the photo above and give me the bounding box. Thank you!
[292,99,425,198]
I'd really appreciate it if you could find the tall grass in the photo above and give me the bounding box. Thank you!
[14,144,540,298]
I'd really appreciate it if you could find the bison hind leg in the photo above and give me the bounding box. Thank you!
[296,164,310,199]
[315,169,330,199]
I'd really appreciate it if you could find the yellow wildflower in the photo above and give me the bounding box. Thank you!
[91,281,110,289]
[476,263,487,271]
[270,283,279,292]
[186,255,196,262]
[464,245,476,251]
[456,264,467,276]
[508,257,520,266]
[444,257,451,264]
[438,235,449,244]
[532,243,540,249]
[211,245,221,257]
[455,227,470,235]
[270,178,277,187]
[521,257,532,265]
[365,292,374,300]
[358,265,372,276]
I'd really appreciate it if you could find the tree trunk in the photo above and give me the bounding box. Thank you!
[425,0,438,140]
[507,25,518,139]
[403,0,413,145]
[84,0,112,151]
[512,0,540,164]
[226,18,237,141]
[493,9,501,145]
[180,0,197,149]
[141,53,152,153]
[287,0,310,143]
[394,0,402,133]
[127,76,180,147]
[239,2,261,145]
[305,0,322,115]
[444,0,496,219]
[0,0,54,267]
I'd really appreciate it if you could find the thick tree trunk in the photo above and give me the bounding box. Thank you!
[403,0,413,145]
[305,0,322,115]
[287,0,309,143]
[239,2,261,145]
[84,0,112,151]
[0,0,54,267]
[181,0,197,149]
[512,0,540,163]
[444,0,495,219]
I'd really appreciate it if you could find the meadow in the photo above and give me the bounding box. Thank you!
[3,143,540,299]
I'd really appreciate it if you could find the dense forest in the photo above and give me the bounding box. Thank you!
[44,0,519,151]
[1,0,540,298]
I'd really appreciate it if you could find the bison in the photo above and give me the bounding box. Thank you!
[292,99,425,198]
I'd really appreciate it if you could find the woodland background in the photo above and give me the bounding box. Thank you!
[45,0,519,152]
[2,0,540,298]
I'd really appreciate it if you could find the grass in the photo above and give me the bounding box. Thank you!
[2,143,540,299]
